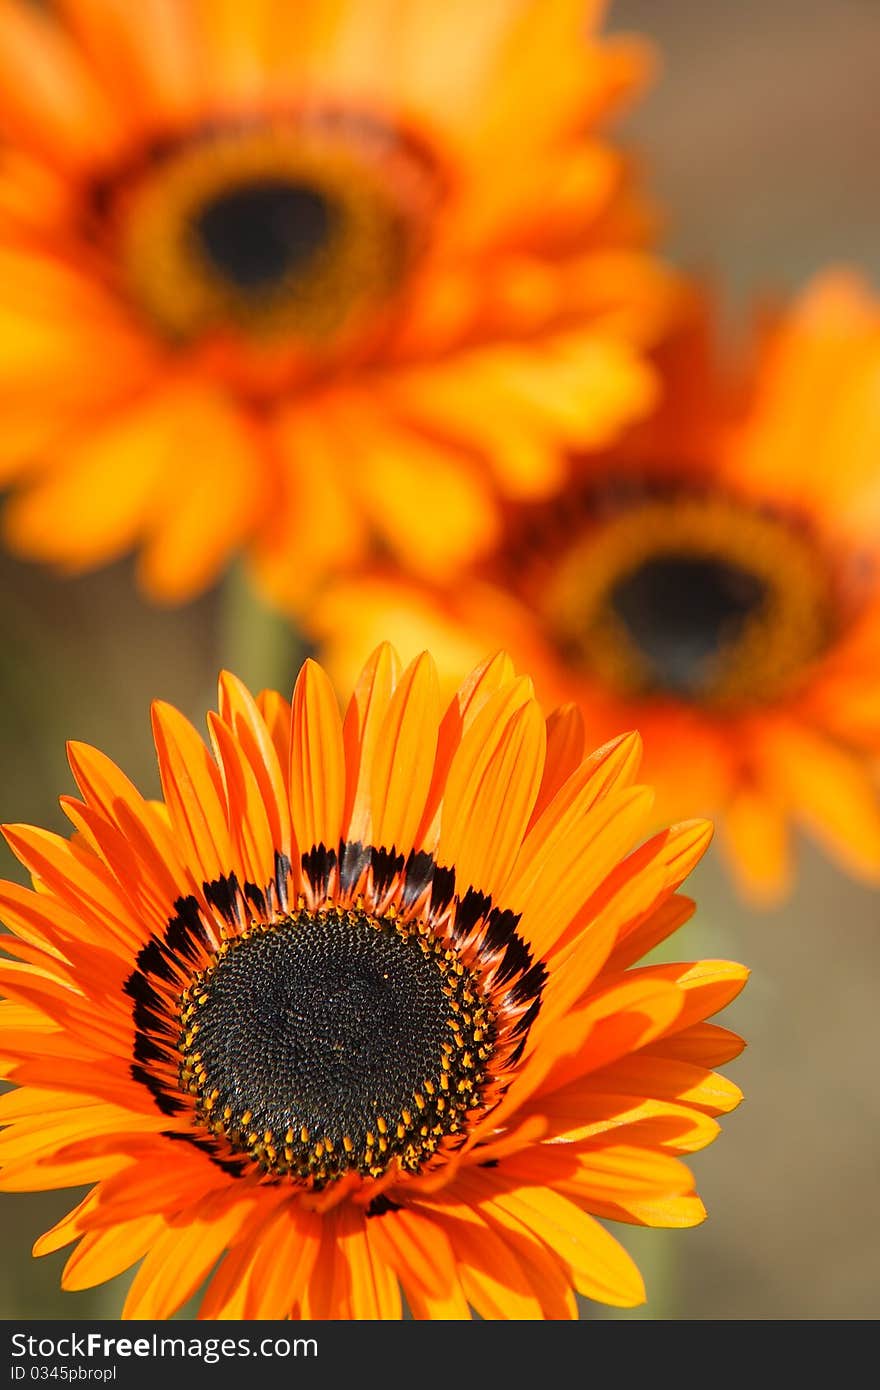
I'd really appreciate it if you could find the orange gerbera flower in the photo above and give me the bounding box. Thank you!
[312,273,880,902]
[0,647,746,1319]
[0,0,673,603]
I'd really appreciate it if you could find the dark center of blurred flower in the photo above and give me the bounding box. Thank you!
[109,116,445,347]
[539,491,835,708]
[179,906,494,1183]
[609,553,769,697]
[192,179,337,291]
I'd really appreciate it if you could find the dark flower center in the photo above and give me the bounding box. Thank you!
[179,906,495,1183]
[110,115,445,344]
[609,553,769,697]
[536,491,835,709]
[192,179,337,292]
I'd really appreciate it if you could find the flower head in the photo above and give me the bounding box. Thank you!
[0,0,673,602]
[0,647,746,1319]
[312,273,880,901]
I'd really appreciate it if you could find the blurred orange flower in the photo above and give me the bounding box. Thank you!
[0,0,674,602]
[314,273,880,901]
[0,646,745,1318]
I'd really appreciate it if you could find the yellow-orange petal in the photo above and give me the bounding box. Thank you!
[62,1214,166,1292]
[121,1191,261,1320]
[529,702,588,826]
[480,1181,647,1308]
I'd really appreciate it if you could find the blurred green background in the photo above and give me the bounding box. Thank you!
[1,0,879,1320]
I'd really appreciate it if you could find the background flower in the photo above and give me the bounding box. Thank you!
[0,0,673,604]
[311,274,880,904]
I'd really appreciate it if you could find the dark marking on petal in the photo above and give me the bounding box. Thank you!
[339,839,371,893]
[132,998,174,1040]
[130,1064,185,1115]
[430,865,455,915]
[370,846,404,898]
[510,996,544,1054]
[366,1194,402,1218]
[508,960,547,1007]
[244,881,266,916]
[401,848,435,907]
[162,1129,249,1178]
[172,894,211,941]
[484,909,532,985]
[204,873,241,925]
[164,909,207,962]
[131,938,176,983]
[454,887,493,939]
[274,850,292,910]
[133,1032,173,1065]
[123,971,164,1011]
[301,843,336,895]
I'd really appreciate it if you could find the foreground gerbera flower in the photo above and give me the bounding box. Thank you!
[312,273,880,901]
[0,0,673,603]
[0,647,746,1319]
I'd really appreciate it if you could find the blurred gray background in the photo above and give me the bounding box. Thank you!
[1,0,879,1320]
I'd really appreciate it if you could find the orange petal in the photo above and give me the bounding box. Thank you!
[342,396,500,580]
[136,394,267,603]
[289,659,345,856]
[538,977,687,1095]
[241,1202,323,1320]
[415,1197,551,1320]
[601,893,696,976]
[217,671,292,863]
[62,1213,166,1291]
[647,1021,746,1068]
[437,687,545,896]
[370,652,440,856]
[341,641,400,844]
[66,739,189,905]
[536,1089,721,1152]
[508,769,653,961]
[759,718,880,883]
[121,1191,261,1320]
[530,702,587,826]
[208,711,276,889]
[2,823,141,954]
[57,0,202,125]
[480,1181,646,1308]
[0,1,122,168]
[335,1212,402,1319]
[32,1188,101,1257]
[570,820,713,974]
[583,1053,743,1116]
[256,688,292,789]
[151,700,233,889]
[620,961,750,1037]
[721,784,792,906]
[416,651,520,849]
